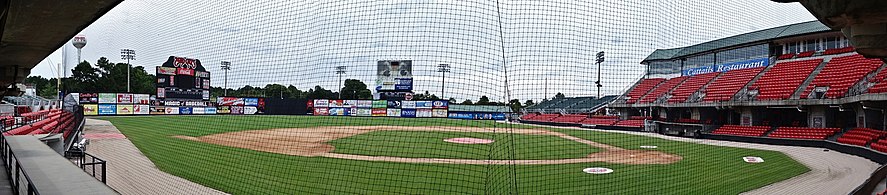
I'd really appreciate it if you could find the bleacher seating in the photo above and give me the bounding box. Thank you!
[3,109,75,136]
[702,67,764,102]
[870,139,887,153]
[796,51,815,58]
[624,78,665,104]
[613,119,644,128]
[711,125,770,137]
[526,114,560,122]
[570,95,617,111]
[801,55,881,98]
[550,114,587,123]
[753,59,822,100]
[837,128,886,146]
[865,60,887,94]
[638,76,687,103]
[777,53,795,60]
[668,72,719,103]
[579,116,619,126]
[823,46,854,55]
[767,127,840,140]
[525,96,615,113]
[520,113,539,120]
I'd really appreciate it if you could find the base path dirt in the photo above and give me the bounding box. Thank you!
[174,126,682,165]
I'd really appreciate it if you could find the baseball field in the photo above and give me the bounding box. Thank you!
[99,115,809,194]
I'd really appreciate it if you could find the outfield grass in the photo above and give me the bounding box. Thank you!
[330,130,600,160]
[98,115,809,194]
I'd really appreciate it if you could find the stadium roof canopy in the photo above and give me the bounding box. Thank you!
[642,20,833,63]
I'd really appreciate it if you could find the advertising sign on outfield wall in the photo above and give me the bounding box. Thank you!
[417,108,433,118]
[387,100,401,109]
[357,108,372,116]
[135,105,150,115]
[357,100,373,108]
[432,101,448,109]
[371,108,387,116]
[134,94,150,104]
[401,101,416,109]
[400,109,417,118]
[179,107,193,115]
[83,104,98,115]
[80,93,98,103]
[372,100,387,108]
[117,93,133,104]
[328,100,344,107]
[98,104,117,115]
[192,107,206,114]
[150,106,166,115]
[231,106,244,114]
[387,109,401,117]
[432,109,448,118]
[244,106,258,115]
[329,108,348,116]
[314,99,329,108]
[416,101,433,109]
[165,107,180,115]
[344,100,357,108]
[116,105,133,115]
[206,107,217,114]
[217,106,231,114]
[314,108,329,116]
[98,93,117,104]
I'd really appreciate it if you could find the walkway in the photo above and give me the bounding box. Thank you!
[83,119,226,195]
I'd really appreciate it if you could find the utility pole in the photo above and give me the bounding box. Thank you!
[437,64,450,99]
[120,49,136,92]
[595,51,605,98]
[336,66,346,99]
[221,61,231,96]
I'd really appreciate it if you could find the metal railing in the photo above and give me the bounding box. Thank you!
[65,151,107,183]
[0,136,40,195]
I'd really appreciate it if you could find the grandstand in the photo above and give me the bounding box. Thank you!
[524,95,616,113]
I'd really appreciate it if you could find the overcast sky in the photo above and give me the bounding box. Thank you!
[32,0,815,102]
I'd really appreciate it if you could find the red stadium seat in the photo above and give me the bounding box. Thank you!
[638,76,687,103]
[753,59,822,100]
[702,67,764,102]
[801,55,881,98]
[711,125,770,137]
[624,78,666,104]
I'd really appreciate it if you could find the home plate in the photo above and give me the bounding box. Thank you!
[640,145,658,149]
[743,156,764,163]
[444,138,494,144]
[583,167,614,174]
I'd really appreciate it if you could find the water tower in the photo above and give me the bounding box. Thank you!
[71,35,87,64]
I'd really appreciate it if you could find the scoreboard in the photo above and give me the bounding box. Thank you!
[156,56,210,100]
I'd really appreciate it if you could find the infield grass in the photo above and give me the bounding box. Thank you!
[98,115,809,194]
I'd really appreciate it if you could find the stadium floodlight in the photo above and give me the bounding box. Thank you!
[595,51,605,98]
[336,66,347,99]
[221,61,232,96]
[437,64,450,99]
[120,49,136,92]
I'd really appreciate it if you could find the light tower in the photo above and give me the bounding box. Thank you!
[437,64,450,99]
[336,66,347,99]
[221,61,231,96]
[120,49,135,92]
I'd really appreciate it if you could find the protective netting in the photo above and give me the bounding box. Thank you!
[20,0,887,194]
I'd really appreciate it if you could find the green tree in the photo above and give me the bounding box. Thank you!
[448,98,457,104]
[340,79,372,99]
[508,99,522,113]
[476,96,491,105]
[287,85,304,99]
[461,99,473,105]
[306,86,336,99]
[265,84,290,99]
[524,100,535,108]
[554,92,566,99]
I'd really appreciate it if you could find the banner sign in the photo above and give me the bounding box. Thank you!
[117,93,133,104]
[98,104,116,115]
[205,107,217,114]
[372,100,388,108]
[416,101,433,109]
[387,100,402,108]
[357,100,373,108]
[432,101,448,109]
[329,108,349,116]
[448,112,506,120]
[133,94,150,104]
[98,93,116,104]
[682,58,769,76]
[150,106,166,115]
[387,108,401,117]
[371,108,387,116]
[116,105,133,115]
[400,109,417,118]
[217,106,231,114]
[344,100,357,108]
[165,107,180,115]
[80,93,98,103]
[157,67,176,75]
[432,109,448,118]
[134,105,150,115]
[357,108,372,116]
[244,106,258,115]
[394,78,413,91]
[402,101,416,109]
[83,104,98,115]
[378,91,415,101]
[329,100,344,108]
[244,98,260,106]
[231,106,244,114]
[314,99,329,108]
[192,107,206,114]
[314,108,329,116]
[417,108,433,118]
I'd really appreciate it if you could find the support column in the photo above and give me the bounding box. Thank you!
[808,106,827,128]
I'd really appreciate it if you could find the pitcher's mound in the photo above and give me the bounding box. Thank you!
[444,137,494,144]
